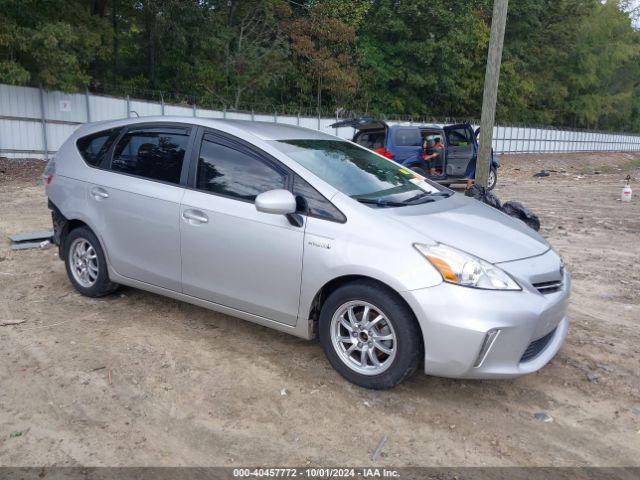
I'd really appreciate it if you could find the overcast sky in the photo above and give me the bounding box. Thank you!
[622,0,640,28]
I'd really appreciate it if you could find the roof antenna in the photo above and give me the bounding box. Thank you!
[130,110,139,118]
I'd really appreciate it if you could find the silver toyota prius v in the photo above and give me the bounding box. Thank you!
[45,117,570,389]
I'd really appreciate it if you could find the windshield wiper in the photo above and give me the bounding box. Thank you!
[402,192,431,203]
[355,190,452,208]
[355,198,408,208]
[402,191,452,204]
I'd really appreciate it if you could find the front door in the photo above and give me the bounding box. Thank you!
[444,124,475,178]
[87,124,193,291]
[180,132,305,326]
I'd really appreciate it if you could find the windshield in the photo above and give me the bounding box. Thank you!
[271,139,444,202]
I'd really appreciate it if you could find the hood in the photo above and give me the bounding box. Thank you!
[385,194,549,263]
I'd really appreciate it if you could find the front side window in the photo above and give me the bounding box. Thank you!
[271,139,441,202]
[447,128,472,147]
[77,128,122,167]
[293,175,346,222]
[111,126,189,184]
[196,134,285,201]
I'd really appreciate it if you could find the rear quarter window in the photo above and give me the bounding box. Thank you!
[394,128,421,147]
[110,126,190,185]
[76,128,123,167]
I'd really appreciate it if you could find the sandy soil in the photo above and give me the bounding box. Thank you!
[0,153,639,467]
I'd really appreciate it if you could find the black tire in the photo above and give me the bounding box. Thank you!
[487,166,498,190]
[318,280,422,389]
[411,166,427,177]
[64,226,118,297]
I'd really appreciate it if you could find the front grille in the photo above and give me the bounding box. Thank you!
[533,280,563,294]
[520,328,556,362]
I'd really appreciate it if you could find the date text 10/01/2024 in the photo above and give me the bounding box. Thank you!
[232,468,400,478]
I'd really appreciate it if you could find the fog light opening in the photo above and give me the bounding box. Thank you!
[474,329,501,368]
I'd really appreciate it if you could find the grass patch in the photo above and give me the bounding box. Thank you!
[577,157,640,174]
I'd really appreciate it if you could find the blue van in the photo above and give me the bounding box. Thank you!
[331,118,500,190]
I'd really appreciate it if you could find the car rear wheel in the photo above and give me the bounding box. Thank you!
[65,226,118,297]
[319,280,422,389]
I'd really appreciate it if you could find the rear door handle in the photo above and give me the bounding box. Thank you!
[90,187,109,200]
[182,209,208,224]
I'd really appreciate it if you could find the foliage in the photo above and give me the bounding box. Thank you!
[286,1,360,109]
[0,0,639,131]
[0,0,106,90]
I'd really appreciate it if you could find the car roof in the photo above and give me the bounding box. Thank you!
[390,123,442,130]
[75,116,337,141]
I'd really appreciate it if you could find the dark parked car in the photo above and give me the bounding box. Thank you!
[331,118,500,190]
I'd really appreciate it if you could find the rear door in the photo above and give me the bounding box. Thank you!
[179,130,305,325]
[388,127,422,164]
[443,124,475,177]
[86,123,194,291]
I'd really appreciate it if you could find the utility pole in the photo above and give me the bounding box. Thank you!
[476,0,508,187]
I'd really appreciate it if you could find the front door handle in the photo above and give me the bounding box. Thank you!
[90,187,109,200]
[182,209,208,224]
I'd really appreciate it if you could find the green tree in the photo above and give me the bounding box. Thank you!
[0,0,108,91]
[356,0,491,117]
[287,0,365,112]
[1,0,639,131]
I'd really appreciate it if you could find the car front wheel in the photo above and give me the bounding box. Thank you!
[319,280,422,389]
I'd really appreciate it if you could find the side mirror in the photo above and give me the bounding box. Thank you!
[255,189,297,215]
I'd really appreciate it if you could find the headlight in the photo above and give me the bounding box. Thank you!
[414,243,521,290]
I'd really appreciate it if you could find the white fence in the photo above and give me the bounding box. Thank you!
[1,83,640,159]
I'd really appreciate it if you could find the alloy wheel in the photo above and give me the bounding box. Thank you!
[330,301,397,376]
[69,238,99,288]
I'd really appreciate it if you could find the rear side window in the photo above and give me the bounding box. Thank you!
[196,134,286,201]
[111,126,189,184]
[394,128,421,147]
[76,128,122,167]
[293,175,346,223]
[354,130,385,149]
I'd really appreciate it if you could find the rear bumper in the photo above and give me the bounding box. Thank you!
[48,199,68,260]
[401,255,570,379]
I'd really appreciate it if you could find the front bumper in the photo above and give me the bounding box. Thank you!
[401,250,570,379]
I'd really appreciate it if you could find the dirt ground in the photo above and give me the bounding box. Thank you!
[0,152,639,467]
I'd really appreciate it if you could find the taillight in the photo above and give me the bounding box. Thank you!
[374,147,394,159]
[43,156,56,186]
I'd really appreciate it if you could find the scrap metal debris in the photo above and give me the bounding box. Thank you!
[533,412,554,423]
[371,435,388,461]
[0,319,26,326]
[9,229,53,251]
[9,230,53,243]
